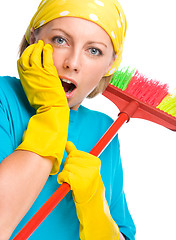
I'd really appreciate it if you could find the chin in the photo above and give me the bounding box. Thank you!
[69,102,81,111]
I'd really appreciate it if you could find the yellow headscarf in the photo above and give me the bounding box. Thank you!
[25,0,127,76]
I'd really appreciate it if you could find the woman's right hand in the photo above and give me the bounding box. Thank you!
[16,40,70,175]
[17,40,68,111]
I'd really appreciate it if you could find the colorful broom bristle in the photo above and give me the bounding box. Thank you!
[110,67,175,111]
[104,67,176,131]
[157,92,176,117]
[124,71,169,107]
[110,67,136,91]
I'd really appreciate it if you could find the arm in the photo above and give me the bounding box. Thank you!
[58,142,125,240]
[0,151,53,240]
[0,40,69,239]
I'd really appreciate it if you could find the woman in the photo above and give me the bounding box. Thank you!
[0,0,136,239]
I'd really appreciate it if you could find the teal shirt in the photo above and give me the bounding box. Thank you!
[0,76,136,240]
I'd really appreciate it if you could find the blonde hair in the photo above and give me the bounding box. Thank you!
[19,35,113,98]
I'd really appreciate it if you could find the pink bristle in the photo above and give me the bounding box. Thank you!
[125,71,169,107]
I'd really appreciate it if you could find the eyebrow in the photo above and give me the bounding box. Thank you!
[86,41,107,48]
[51,28,71,38]
[51,28,107,48]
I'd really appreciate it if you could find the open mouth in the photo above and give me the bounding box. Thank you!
[60,78,77,96]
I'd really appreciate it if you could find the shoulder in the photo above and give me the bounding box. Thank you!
[0,76,23,96]
[0,76,33,113]
[0,76,21,90]
[0,76,35,148]
[0,76,24,104]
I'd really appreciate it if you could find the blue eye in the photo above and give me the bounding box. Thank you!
[89,48,102,56]
[52,36,66,45]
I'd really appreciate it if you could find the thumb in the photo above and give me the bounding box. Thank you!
[66,141,77,155]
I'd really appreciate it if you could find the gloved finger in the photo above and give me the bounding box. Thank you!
[17,43,36,70]
[65,151,101,169]
[57,171,72,187]
[29,40,44,67]
[60,162,83,177]
[66,141,77,155]
[42,44,55,71]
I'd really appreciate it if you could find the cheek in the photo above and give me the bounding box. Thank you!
[52,50,62,71]
[83,69,103,92]
[91,53,114,77]
[86,61,109,80]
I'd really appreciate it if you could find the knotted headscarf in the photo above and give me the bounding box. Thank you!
[25,0,127,76]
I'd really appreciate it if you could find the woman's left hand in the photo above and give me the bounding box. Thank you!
[57,142,121,240]
[57,141,101,204]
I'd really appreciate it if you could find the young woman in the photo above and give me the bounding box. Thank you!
[0,0,136,239]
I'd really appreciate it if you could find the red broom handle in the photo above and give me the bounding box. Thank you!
[89,112,129,156]
[13,112,130,240]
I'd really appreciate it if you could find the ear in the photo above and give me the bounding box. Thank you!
[30,28,37,44]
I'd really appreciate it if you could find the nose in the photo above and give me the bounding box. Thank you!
[63,49,81,73]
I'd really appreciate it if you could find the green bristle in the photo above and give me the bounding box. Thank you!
[157,92,176,117]
[110,67,136,91]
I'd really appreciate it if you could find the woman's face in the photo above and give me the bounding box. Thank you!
[31,17,115,110]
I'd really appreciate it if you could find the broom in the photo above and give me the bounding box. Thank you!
[13,67,176,240]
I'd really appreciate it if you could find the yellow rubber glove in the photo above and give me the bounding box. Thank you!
[57,142,120,240]
[16,40,69,175]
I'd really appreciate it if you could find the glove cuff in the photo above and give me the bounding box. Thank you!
[75,178,120,240]
[16,107,69,175]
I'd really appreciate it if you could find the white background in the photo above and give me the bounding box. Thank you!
[0,1,175,239]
